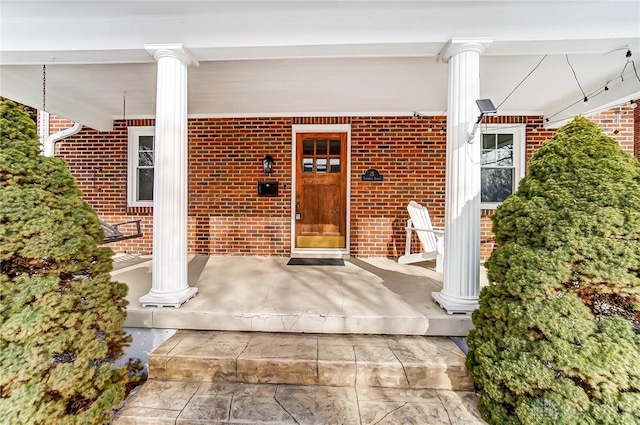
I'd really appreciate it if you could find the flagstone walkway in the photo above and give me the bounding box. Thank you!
[114,380,485,424]
[112,331,486,424]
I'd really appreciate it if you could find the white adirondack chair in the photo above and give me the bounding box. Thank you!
[398,201,444,273]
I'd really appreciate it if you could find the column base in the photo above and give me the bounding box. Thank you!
[432,291,478,315]
[139,287,198,308]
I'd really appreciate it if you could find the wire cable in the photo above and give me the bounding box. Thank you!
[632,59,640,84]
[496,55,547,110]
[566,54,587,101]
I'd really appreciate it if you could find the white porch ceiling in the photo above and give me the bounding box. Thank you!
[1,1,639,131]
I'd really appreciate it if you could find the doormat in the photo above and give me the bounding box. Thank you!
[287,258,345,266]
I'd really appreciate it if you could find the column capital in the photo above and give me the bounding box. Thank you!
[144,43,199,67]
[436,38,493,63]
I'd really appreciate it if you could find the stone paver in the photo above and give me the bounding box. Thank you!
[150,331,473,391]
[114,381,486,424]
[237,334,318,385]
[114,331,485,424]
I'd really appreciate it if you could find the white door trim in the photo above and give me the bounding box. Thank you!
[291,124,351,256]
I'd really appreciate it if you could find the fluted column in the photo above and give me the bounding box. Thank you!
[433,38,492,314]
[139,44,198,308]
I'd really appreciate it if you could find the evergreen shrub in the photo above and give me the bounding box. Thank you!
[0,100,138,424]
[467,116,640,424]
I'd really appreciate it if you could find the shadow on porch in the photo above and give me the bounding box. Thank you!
[112,255,483,337]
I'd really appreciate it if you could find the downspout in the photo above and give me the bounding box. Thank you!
[44,122,83,157]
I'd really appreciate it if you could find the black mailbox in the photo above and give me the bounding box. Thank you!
[257,181,278,197]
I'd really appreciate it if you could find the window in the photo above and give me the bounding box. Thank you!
[480,124,525,209]
[301,138,342,174]
[127,127,155,207]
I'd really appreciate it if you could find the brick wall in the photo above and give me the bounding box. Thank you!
[634,100,640,159]
[350,116,447,258]
[188,118,292,256]
[49,115,75,133]
[55,119,155,254]
[52,112,636,260]
[587,105,636,154]
[36,113,74,136]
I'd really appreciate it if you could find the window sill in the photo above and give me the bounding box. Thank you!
[480,203,500,211]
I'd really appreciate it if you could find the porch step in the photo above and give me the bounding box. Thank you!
[148,330,473,391]
[113,381,485,425]
[113,330,481,424]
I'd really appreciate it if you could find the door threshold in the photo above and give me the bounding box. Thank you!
[290,249,349,259]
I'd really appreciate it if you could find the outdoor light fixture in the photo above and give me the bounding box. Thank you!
[262,155,275,173]
[468,99,498,141]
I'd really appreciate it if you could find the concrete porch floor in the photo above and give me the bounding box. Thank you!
[113,255,485,336]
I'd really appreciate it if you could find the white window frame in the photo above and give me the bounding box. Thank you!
[127,126,155,207]
[480,124,526,210]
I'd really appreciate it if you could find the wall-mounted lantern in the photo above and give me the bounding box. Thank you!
[262,155,275,174]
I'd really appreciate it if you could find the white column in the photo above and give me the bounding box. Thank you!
[432,38,492,314]
[139,44,198,308]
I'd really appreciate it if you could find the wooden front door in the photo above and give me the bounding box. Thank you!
[295,133,347,249]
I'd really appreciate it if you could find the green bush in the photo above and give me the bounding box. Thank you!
[467,116,640,424]
[0,100,136,424]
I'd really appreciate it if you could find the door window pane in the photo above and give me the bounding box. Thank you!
[316,158,327,173]
[329,140,340,155]
[316,140,327,155]
[303,158,313,173]
[330,158,340,173]
[303,139,314,155]
[138,169,154,201]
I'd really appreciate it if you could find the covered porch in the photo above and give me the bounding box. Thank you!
[113,255,485,337]
[2,1,638,316]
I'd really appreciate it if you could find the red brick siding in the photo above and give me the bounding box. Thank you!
[350,117,446,258]
[54,113,636,260]
[188,118,292,256]
[56,120,155,254]
[36,113,75,135]
[587,105,636,154]
[48,115,75,133]
[634,100,640,160]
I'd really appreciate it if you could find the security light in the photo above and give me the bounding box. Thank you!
[468,99,497,141]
